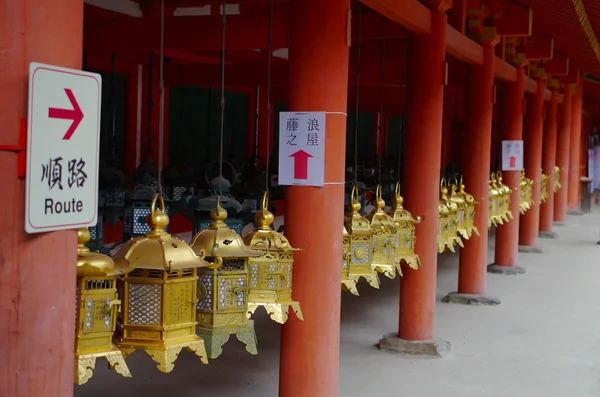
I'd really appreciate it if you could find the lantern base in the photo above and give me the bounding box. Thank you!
[397,255,420,270]
[341,278,359,295]
[119,339,208,374]
[441,292,502,306]
[372,263,401,279]
[75,350,131,385]
[487,264,526,275]
[378,333,450,358]
[196,320,258,359]
[518,245,543,254]
[539,231,559,239]
[247,301,303,324]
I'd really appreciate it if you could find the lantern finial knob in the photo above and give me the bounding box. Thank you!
[146,194,170,231]
[77,228,91,254]
[256,192,275,229]
[349,185,362,214]
[375,185,385,210]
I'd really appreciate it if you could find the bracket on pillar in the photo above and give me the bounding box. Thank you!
[547,77,560,90]
[466,4,498,43]
[529,61,545,79]
[0,118,27,179]
[504,37,527,65]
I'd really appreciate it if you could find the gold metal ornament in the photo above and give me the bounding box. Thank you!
[189,199,262,359]
[540,170,549,203]
[438,187,452,253]
[554,166,562,193]
[112,195,211,373]
[488,173,501,228]
[75,228,131,385]
[342,186,380,295]
[440,178,463,251]
[386,182,421,270]
[452,176,480,239]
[496,171,513,223]
[366,185,401,278]
[519,170,534,214]
[242,192,303,324]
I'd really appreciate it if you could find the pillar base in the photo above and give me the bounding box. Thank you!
[487,264,526,275]
[378,333,450,358]
[567,210,584,216]
[539,231,559,239]
[441,292,501,306]
[518,245,543,253]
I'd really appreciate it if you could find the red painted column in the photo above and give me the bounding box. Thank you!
[554,84,573,221]
[457,46,495,293]
[518,79,545,246]
[0,0,80,395]
[540,89,559,232]
[279,0,349,395]
[493,67,525,268]
[568,81,583,211]
[399,8,448,341]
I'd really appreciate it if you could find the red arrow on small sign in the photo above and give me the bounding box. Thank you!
[509,156,516,168]
[48,88,84,140]
[290,150,313,180]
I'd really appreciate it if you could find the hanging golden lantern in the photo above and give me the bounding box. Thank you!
[540,170,549,203]
[343,186,380,294]
[519,171,534,214]
[366,185,400,278]
[242,192,302,324]
[438,187,452,253]
[112,195,211,373]
[488,174,498,228]
[554,165,562,192]
[75,228,131,385]
[496,171,513,223]
[386,182,421,270]
[440,178,463,251]
[452,176,480,239]
[189,199,262,359]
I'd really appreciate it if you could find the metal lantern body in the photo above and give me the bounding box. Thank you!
[540,171,549,203]
[112,196,211,373]
[453,179,480,239]
[75,228,131,385]
[519,171,534,214]
[189,204,262,359]
[440,181,463,251]
[386,183,421,270]
[488,175,501,228]
[554,165,562,192]
[242,193,303,324]
[343,187,380,294]
[123,186,171,241]
[438,197,451,253]
[496,172,513,222]
[366,185,400,279]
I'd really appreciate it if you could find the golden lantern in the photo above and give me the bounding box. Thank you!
[438,189,452,253]
[519,171,534,214]
[366,185,400,278]
[496,171,513,223]
[554,165,562,192]
[242,192,303,324]
[189,200,262,359]
[440,178,463,251]
[343,186,380,294]
[112,195,211,373]
[75,228,131,385]
[540,171,549,203]
[452,177,480,239]
[386,182,421,270]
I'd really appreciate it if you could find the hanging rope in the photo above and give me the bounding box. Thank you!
[110,52,117,160]
[494,85,502,171]
[264,0,274,193]
[441,91,448,178]
[397,30,406,181]
[146,51,154,158]
[157,0,165,198]
[376,17,386,186]
[451,95,458,178]
[218,0,227,198]
[353,2,363,186]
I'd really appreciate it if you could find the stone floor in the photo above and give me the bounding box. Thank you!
[77,213,600,397]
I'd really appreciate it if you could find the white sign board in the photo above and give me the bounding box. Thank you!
[278,112,326,186]
[25,63,102,234]
[501,140,524,171]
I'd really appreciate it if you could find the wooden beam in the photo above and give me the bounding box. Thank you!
[360,0,431,35]
[447,24,484,64]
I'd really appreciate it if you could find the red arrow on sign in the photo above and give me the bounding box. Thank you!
[290,150,313,180]
[509,156,516,168]
[48,88,84,140]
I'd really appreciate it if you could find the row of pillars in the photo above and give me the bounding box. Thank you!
[0,1,588,397]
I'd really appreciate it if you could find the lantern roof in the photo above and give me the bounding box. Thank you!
[77,228,124,277]
[365,186,397,231]
[190,199,263,259]
[113,195,213,271]
[386,183,421,227]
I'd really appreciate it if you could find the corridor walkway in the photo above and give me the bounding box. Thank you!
[76,214,600,397]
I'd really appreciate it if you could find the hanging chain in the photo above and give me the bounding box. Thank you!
[110,52,117,159]
[397,30,406,181]
[218,0,227,198]
[146,51,154,158]
[157,0,165,198]
[377,17,386,186]
[353,2,363,186]
[264,0,274,193]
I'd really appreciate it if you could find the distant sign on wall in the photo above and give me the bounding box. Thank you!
[501,140,524,171]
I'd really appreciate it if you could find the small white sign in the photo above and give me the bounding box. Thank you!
[25,62,102,234]
[278,112,326,186]
[501,140,524,171]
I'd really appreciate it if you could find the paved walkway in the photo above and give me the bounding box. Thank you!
[77,214,600,397]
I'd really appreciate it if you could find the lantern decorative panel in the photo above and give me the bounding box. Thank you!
[451,177,479,239]
[343,186,379,294]
[112,195,211,373]
[554,166,562,192]
[519,170,534,214]
[488,173,503,228]
[386,182,421,270]
[496,171,513,223]
[75,228,131,385]
[440,179,463,252]
[366,185,400,279]
[242,192,303,324]
[438,193,451,253]
[189,201,262,359]
[540,171,549,203]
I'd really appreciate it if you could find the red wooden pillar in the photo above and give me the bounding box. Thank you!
[0,0,81,395]
[567,81,583,212]
[539,89,559,235]
[455,45,497,294]
[518,79,545,248]
[554,84,572,221]
[279,0,349,395]
[491,66,525,272]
